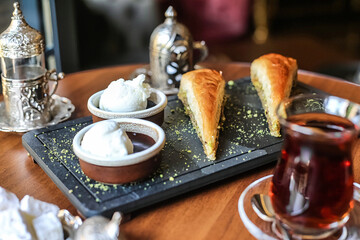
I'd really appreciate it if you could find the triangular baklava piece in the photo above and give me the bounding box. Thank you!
[178,69,226,160]
[251,53,298,137]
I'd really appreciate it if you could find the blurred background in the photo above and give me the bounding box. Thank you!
[1,0,360,81]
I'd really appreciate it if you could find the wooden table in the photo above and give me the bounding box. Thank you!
[1,62,360,240]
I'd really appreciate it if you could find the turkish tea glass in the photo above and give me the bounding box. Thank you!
[1,55,62,127]
[270,94,360,239]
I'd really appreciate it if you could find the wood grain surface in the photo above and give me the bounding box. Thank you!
[1,62,359,240]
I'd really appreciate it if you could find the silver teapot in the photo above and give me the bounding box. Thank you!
[149,6,208,93]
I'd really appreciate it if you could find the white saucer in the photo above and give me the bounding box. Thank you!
[238,175,360,240]
[0,95,75,133]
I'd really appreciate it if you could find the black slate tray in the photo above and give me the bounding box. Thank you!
[22,77,315,218]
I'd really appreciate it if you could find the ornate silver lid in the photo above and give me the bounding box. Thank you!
[150,6,192,54]
[0,2,44,59]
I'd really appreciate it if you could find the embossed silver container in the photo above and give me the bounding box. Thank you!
[0,2,63,128]
[149,6,208,93]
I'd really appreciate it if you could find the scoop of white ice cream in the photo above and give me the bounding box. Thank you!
[99,74,151,112]
[81,120,134,158]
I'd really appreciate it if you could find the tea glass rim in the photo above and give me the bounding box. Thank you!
[276,93,360,138]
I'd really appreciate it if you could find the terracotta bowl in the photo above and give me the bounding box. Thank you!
[73,118,166,184]
[87,88,167,126]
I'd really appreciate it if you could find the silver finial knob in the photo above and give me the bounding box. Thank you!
[12,2,23,20]
[165,6,177,19]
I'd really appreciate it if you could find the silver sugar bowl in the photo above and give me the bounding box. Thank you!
[0,2,63,129]
[149,6,208,93]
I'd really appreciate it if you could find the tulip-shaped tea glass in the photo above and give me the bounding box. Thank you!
[270,94,360,239]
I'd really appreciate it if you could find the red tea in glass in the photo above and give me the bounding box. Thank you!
[270,95,359,239]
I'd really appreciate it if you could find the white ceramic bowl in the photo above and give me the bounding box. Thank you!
[73,118,165,184]
[87,88,167,126]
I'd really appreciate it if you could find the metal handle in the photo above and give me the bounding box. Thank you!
[46,69,64,97]
[193,40,208,64]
